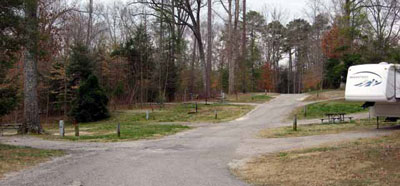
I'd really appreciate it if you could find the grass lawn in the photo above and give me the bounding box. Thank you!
[259,119,397,138]
[225,93,274,103]
[41,103,253,142]
[291,100,366,120]
[232,131,400,186]
[126,103,254,123]
[0,144,64,178]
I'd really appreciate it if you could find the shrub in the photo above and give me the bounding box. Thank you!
[0,86,18,117]
[70,75,110,122]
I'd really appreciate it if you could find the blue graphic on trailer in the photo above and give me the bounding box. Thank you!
[353,71,383,87]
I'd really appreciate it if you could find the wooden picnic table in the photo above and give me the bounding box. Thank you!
[325,113,346,123]
[0,123,22,136]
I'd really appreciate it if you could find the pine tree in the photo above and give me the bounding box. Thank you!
[0,0,24,117]
[70,75,109,122]
[67,43,94,88]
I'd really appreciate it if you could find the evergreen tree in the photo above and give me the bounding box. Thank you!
[113,24,155,102]
[70,75,110,122]
[67,43,94,87]
[0,0,24,117]
[0,87,19,117]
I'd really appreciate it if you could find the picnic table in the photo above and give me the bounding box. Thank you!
[321,113,353,124]
[0,123,22,136]
[326,113,346,123]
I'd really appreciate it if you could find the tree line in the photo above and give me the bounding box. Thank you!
[1,0,400,133]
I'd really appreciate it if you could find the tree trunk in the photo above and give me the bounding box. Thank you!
[241,0,247,93]
[86,0,93,46]
[232,0,240,94]
[193,4,208,99]
[158,0,165,100]
[293,49,297,93]
[22,0,41,134]
[190,38,197,94]
[227,0,235,94]
[344,0,353,49]
[197,35,207,97]
[64,55,68,119]
[288,49,292,93]
[206,0,212,98]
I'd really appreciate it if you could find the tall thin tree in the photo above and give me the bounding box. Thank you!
[227,0,235,94]
[86,0,93,46]
[241,0,247,92]
[207,0,212,98]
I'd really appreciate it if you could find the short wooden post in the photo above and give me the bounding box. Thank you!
[117,123,121,137]
[376,117,380,129]
[59,120,65,137]
[74,122,79,137]
[215,110,218,119]
[184,89,187,102]
[293,115,298,131]
[195,102,198,113]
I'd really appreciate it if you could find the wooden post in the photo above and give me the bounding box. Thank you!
[215,110,218,119]
[184,89,187,102]
[195,102,198,113]
[146,110,149,120]
[293,115,297,131]
[59,120,64,137]
[376,117,380,129]
[74,122,79,137]
[117,123,121,137]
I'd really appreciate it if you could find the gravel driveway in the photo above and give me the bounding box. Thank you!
[0,94,387,186]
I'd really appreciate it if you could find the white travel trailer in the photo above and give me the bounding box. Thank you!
[345,62,400,117]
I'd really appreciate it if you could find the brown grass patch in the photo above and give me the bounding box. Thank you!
[304,90,344,102]
[0,144,64,179]
[225,93,275,103]
[232,131,400,186]
[258,120,385,138]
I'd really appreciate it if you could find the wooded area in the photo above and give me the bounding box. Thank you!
[1,0,400,133]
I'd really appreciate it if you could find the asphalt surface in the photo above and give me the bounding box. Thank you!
[0,94,386,186]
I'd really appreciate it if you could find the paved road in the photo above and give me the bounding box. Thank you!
[0,94,385,186]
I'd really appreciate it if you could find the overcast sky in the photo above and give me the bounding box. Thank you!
[100,0,311,20]
[247,0,309,18]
